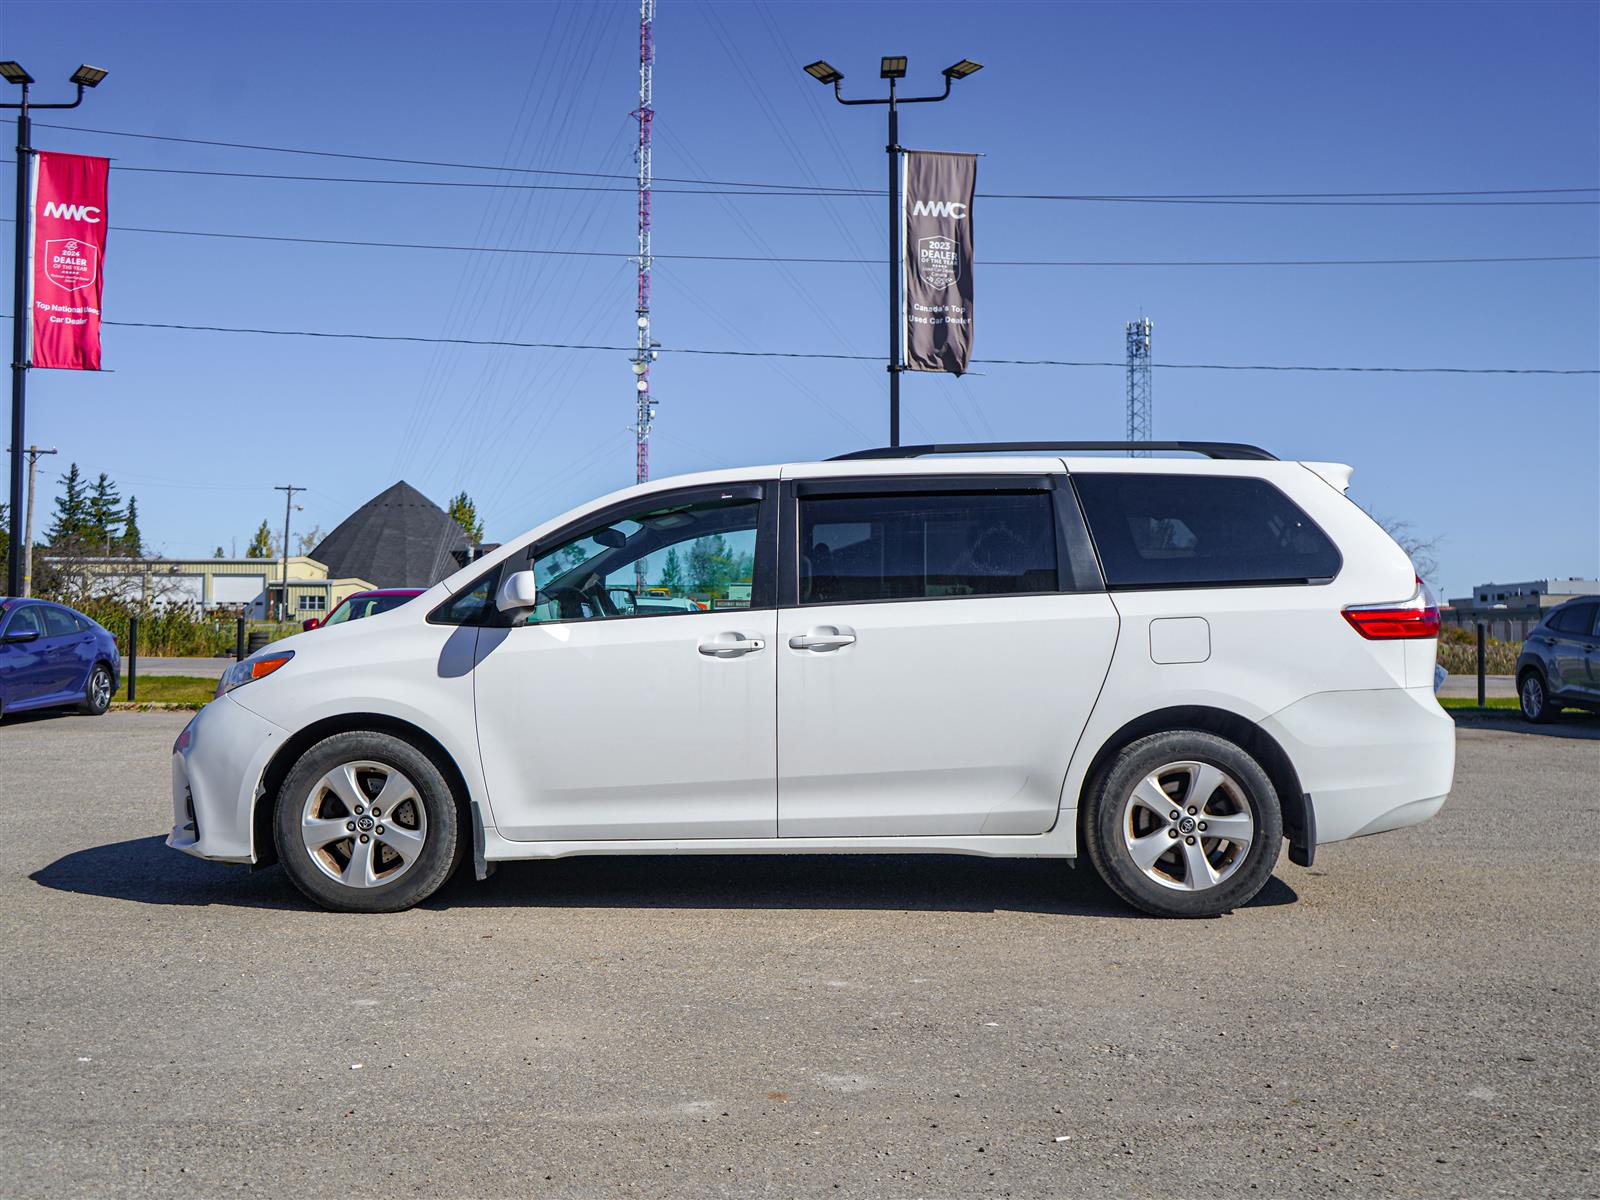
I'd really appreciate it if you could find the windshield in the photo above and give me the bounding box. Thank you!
[324,593,416,626]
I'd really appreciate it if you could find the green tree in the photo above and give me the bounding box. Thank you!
[86,472,124,549]
[119,496,144,557]
[687,534,732,597]
[658,546,683,594]
[213,545,226,559]
[448,491,484,543]
[246,519,274,559]
[0,501,9,576]
[46,463,91,544]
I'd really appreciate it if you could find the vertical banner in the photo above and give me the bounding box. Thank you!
[902,150,975,374]
[31,151,109,371]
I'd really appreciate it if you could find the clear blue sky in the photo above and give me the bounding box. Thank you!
[4,0,1596,599]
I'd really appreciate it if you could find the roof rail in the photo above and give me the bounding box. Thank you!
[828,440,1278,462]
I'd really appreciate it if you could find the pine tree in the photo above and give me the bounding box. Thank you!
[119,496,144,557]
[687,534,732,597]
[448,491,484,543]
[87,472,124,549]
[246,519,274,559]
[46,463,91,544]
[658,546,683,594]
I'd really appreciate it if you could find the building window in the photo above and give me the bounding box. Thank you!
[298,594,327,612]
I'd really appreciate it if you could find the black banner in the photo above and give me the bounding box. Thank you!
[901,150,976,374]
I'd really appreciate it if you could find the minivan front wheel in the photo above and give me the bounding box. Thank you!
[1084,730,1282,918]
[274,731,462,913]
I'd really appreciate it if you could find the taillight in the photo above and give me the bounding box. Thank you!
[1343,578,1440,640]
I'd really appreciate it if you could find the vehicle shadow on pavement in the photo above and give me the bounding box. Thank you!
[425,853,1300,917]
[31,836,305,910]
[1452,712,1600,740]
[31,836,1300,916]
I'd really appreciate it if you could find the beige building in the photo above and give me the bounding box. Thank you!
[54,555,374,618]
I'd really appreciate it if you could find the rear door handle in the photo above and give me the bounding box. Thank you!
[788,632,856,652]
[698,634,766,657]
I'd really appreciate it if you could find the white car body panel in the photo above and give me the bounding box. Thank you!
[168,450,1455,888]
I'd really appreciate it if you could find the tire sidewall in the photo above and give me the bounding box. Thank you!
[274,731,461,913]
[1085,730,1283,918]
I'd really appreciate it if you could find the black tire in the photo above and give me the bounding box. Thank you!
[1518,669,1556,723]
[273,731,463,913]
[79,663,114,715]
[1082,729,1283,918]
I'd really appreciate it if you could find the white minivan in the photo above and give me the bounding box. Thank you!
[169,442,1455,917]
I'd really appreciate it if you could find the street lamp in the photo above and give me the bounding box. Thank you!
[804,55,981,447]
[1,62,109,598]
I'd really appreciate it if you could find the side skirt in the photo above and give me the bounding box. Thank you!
[478,815,1079,864]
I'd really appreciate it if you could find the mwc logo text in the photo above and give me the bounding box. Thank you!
[42,202,102,223]
[910,199,968,220]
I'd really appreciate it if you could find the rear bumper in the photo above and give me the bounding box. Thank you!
[167,695,287,863]
[1262,686,1455,845]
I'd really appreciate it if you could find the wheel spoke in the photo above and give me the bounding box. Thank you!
[1130,774,1173,818]
[1186,763,1227,811]
[376,823,425,863]
[1180,837,1218,890]
[372,771,418,817]
[342,836,377,888]
[1127,830,1174,870]
[1200,812,1253,845]
[317,764,365,816]
[301,816,350,850]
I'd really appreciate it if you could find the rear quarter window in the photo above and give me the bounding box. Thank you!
[1073,473,1341,589]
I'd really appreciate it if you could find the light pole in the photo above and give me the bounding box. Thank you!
[803,56,982,448]
[0,61,108,598]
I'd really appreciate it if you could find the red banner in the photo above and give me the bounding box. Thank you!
[30,151,109,370]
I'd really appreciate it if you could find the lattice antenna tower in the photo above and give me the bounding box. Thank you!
[1125,317,1153,455]
[630,0,658,485]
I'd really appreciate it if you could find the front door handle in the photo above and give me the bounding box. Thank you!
[698,634,766,657]
[789,631,856,652]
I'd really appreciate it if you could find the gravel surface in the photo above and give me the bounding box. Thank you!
[1,710,1594,1199]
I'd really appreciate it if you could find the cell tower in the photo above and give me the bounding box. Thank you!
[630,0,657,485]
[1125,317,1153,455]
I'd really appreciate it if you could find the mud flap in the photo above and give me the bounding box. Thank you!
[1282,791,1317,868]
[471,801,495,880]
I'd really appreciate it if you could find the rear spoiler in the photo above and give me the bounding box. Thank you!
[1302,462,1354,493]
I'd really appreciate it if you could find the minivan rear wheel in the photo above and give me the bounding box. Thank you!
[1083,730,1282,918]
[274,731,462,913]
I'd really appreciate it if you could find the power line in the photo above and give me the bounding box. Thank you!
[30,120,1600,202]
[4,314,1586,374]
[1,217,1588,268]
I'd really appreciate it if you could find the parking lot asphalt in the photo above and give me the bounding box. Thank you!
[1,711,1594,1199]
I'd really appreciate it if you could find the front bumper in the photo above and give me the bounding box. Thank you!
[167,695,288,863]
[1261,686,1455,845]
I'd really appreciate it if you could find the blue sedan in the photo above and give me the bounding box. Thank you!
[0,598,120,721]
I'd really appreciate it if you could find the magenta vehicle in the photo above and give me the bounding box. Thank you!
[303,588,423,631]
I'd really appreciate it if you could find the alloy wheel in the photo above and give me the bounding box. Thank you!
[1121,760,1255,892]
[300,760,428,889]
[90,668,112,709]
[1520,675,1545,720]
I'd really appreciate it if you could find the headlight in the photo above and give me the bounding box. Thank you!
[216,651,295,699]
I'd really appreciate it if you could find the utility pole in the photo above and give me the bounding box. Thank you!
[630,0,657,489]
[274,484,304,621]
[1125,317,1153,456]
[20,443,54,596]
[1,61,109,598]
[803,56,982,447]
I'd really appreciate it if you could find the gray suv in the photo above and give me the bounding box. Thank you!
[1517,598,1600,722]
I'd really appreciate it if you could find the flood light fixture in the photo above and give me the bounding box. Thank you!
[69,64,108,88]
[880,56,908,80]
[803,60,843,85]
[943,59,983,80]
[0,62,33,86]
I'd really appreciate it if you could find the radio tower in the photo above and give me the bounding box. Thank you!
[1125,317,1153,455]
[630,0,657,486]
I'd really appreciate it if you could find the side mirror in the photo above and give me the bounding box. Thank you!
[302,618,320,631]
[496,569,542,614]
[3,629,41,645]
